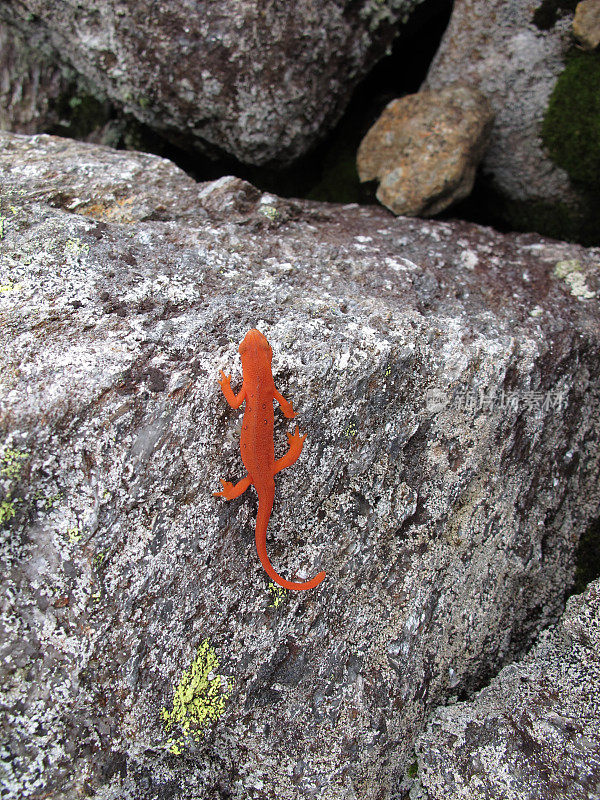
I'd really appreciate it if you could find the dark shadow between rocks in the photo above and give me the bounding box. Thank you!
[571,516,600,596]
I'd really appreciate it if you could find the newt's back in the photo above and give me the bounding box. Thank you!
[239,330,276,482]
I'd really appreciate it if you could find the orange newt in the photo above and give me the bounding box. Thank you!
[214,329,326,591]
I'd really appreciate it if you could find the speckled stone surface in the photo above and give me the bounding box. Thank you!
[414,578,600,800]
[0,0,425,166]
[1,132,599,799]
[423,0,577,206]
[356,84,493,216]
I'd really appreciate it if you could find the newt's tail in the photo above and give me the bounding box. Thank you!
[255,487,326,591]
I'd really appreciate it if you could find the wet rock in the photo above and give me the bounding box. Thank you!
[423,0,598,242]
[356,84,493,216]
[414,578,600,800]
[0,0,425,167]
[1,131,600,800]
[573,0,600,50]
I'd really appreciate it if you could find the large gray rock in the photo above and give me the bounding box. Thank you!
[423,0,597,241]
[1,131,600,800]
[0,0,426,166]
[414,578,600,800]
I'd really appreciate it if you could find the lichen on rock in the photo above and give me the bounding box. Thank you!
[161,640,233,756]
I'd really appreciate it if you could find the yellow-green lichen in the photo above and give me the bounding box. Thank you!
[34,490,63,510]
[0,499,16,526]
[0,448,28,529]
[0,448,28,480]
[66,526,82,544]
[161,639,233,755]
[64,237,90,256]
[0,197,19,240]
[259,205,280,221]
[268,581,287,608]
[344,421,358,438]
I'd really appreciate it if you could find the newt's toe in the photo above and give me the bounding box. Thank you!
[213,479,233,498]
[288,425,306,446]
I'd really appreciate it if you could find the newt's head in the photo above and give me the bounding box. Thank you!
[239,329,272,364]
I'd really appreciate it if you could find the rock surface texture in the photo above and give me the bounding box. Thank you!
[1,132,600,800]
[414,578,600,800]
[356,84,493,216]
[0,0,425,166]
[423,0,594,238]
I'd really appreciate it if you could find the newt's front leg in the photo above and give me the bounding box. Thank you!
[218,370,245,409]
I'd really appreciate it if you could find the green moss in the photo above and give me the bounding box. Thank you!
[407,760,419,779]
[161,639,233,755]
[542,50,600,187]
[48,89,113,140]
[449,177,600,246]
[505,194,600,245]
[532,0,577,30]
[306,145,362,204]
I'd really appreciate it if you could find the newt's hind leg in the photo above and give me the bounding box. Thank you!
[274,425,306,474]
[214,474,252,499]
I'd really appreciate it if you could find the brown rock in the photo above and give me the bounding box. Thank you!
[573,0,600,49]
[356,84,494,217]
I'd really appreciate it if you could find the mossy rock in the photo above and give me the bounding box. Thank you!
[542,49,600,187]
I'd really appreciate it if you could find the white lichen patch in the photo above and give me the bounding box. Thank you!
[554,259,597,299]
[459,250,479,270]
